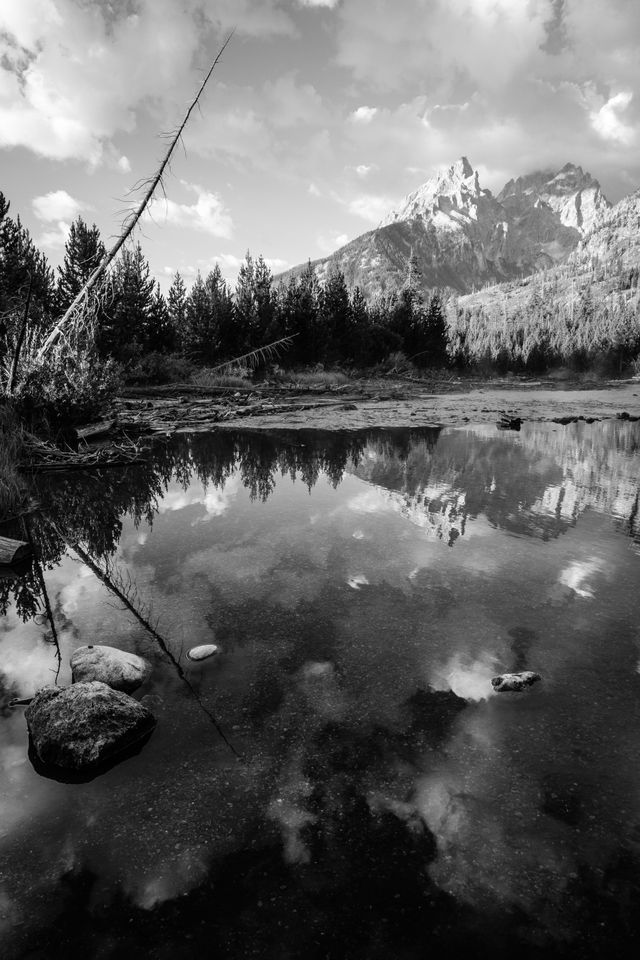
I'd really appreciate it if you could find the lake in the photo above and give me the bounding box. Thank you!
[2,421,640,959]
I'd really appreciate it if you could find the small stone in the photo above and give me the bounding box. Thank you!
[71,644,151,693]
[25,682,156,771]
[491,671,542,693]
[186,644,219,662]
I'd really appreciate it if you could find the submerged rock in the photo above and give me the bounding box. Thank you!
[186,644,219,662]
[491,671,541,693]
[25,682,156,771]
[71,644,151,693]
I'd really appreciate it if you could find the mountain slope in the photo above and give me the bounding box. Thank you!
[279,158,610,299]
[454,188,640,322]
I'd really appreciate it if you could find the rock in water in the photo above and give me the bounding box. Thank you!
[491,671,541,693]
[25,682,156,771]
[71,644,151,693]
[186,644,219,662]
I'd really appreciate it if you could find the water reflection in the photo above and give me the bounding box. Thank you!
[2,421,640,958]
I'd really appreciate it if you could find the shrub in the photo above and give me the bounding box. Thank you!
[0,404,26,518]
[127,352,193,385]
[11,346,122,433]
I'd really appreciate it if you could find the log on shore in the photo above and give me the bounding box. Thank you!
[0,536,32,566]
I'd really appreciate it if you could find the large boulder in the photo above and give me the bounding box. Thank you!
[25,682,156,771]
[70,644,151,693]
[491,671,541,693]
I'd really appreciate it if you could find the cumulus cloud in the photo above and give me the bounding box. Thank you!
[32,189,86,222]
[147,182,233,238]
[590,91,635,144]
[351,106,378,123]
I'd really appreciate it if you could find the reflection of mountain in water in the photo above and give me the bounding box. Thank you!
[349,421,640,547]
[2,422,640,622]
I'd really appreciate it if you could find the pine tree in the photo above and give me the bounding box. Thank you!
[183,272,219,363]
[319,268,351,364]
[234,251,258,354]
[205,265,236,360]
[147,283,174,353]
[57,217,106,313]
[0,192,55,366]
[167,272,188,351]
[100,243,154,359]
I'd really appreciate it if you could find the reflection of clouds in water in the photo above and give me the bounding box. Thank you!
[430,653,497,702]
[133,847,211,910]
[60,563,96,614]
[0,615,60,693]
[559,557,605,598]
[267,755,317,866]
[347,574,369,590]
[157,477,239,520]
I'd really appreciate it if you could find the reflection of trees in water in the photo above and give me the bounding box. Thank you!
[3,422,640,625]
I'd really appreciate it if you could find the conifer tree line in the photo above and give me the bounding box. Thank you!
[0,197,449,372]
[2,189,639,376]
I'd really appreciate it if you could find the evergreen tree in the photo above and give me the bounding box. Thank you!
[147,283,174,353]
[167,272,188,351]
[57,217,106,313]
[100,243,154,359]
[183,272,218,362]
[319,268,351,364]
[205,265,236,360]
[422,293,449,367]
[234,251,258,353]
[0,191,54,330]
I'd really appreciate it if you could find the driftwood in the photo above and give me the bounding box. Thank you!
[0,536,32,566]
[76,419,117,442]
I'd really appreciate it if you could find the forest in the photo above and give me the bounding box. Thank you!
[3,186,640,410]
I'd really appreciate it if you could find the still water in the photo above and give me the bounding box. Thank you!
[2,422,640,959]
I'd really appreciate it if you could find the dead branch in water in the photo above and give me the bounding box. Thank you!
[37,33,234,360]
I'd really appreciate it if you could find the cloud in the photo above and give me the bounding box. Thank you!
[348,193,395,223]
[317,231,348,253]
[0,0,295,165]
[351,106,378,123]
[39,221,71,249]
[32,189,86,222]
[590,91,635,144]
[117,155,131,173]
[147,182,233,237]
[354,164,372,177]
[297,0,340,7]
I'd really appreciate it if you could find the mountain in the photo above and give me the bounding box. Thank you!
[454,187,640,322]
[279,158,611,298]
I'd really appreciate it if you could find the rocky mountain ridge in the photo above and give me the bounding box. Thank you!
[279,158,612,298]
[452,187,640,326]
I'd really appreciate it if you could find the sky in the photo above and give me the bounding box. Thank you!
[1,0,639,290]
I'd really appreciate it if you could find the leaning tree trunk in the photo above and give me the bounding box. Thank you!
[37,33,233,361]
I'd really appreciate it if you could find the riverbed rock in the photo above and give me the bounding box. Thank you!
[70,644,151,693]
[25,682,156,770]
[491,671,541,693]
[186,644,219,662]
